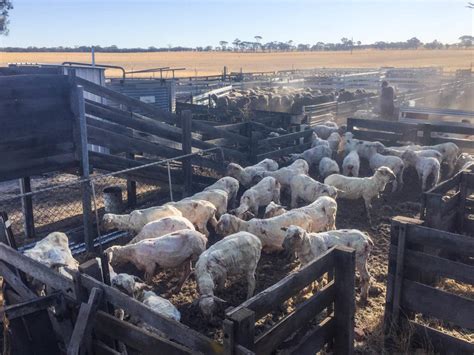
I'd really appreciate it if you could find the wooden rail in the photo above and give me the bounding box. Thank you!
[383,216,474,354]
[225,246,355,355]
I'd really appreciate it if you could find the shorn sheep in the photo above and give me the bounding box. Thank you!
[233,176,281,219]
[289,174,338,208]
[226,159,278,187]
[204,176,240,208]
[289,146,332,170]
[183,189,228,218]
[367,145,405,192]
[102,205,182,233]
[283,225,373,302]
[106,229,207,289]
[217,196,337,251]
[401,150,440,191]
[324,167,396,225]
[264,202,288,218]
[24,232,78,271]
[165,199,218,237]
[342,150,360,177]
[259,159,309,190]
[196,232,262,317]
[129,216,195,244]
[318,157,340,180]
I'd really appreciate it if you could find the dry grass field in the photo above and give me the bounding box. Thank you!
[1,49,472,78]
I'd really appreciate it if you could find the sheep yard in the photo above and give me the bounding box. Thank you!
[0,64,473,354]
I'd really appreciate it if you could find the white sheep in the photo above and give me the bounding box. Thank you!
[233,176,280,219]
[344,138,385,160]
[313,124,339,139]
[324,167,396,225]
[419,142,460,176]
[196,232,262,317]
[289,174,338,208]
[401,150,441,191]
[367,146,405,192]
[102,205,182,233]
[165,199,218,237]
[263,202,288,218]
[383,146,442,163]
[290,146,332,170]
[106,229,207,288]
[141,290,181,322]
[327,132,341,153]
[129,216,195,244]
[217,196,337,251]
[282,226,373,302]
[318,157,340,180]
[23,232,78,271]
[204,177,240,208]
[260,159,309,190]
[183,189,228,217]
[311,132,330,148]
[226,159,278,187]
[342,150,360,177]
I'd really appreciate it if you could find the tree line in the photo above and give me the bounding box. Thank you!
[1,36,472,53]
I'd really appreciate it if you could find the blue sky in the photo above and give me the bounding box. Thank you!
[1,0,472,47]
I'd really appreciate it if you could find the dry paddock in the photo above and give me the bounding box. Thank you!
[104,159,473,353]
[1,49,473,78]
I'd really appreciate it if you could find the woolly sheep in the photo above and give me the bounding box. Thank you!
[289,174,338,208]
[226,159,278,187]
[324,167,396,225]
[311,132,330,148]
[342,150,360,177]
[233,176,281,219]
[102,205,182,233]
[313,124,339,139]
[263,202,288,218]
[196,232,262,317]
[216,196,337,251]
[165,199,218,237]
[327,132,341,154]
[129,216,195,244]
[283,226,373,301]
[141,291,181,322]
[401,150,440,191]
[204,177,240,208]
[346,139,385,160]
[318,157,340,180]
[106,229,207,288]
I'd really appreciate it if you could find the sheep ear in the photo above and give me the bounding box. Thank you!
[281,227,288,232]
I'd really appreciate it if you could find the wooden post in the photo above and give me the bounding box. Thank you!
[223,319,235,355]
[457,173,467,233]
[421,124,432,146]
[19,177,35,239]
[392,223,407,324]
[228,308,255,352]
[333,247,355,355]
[69,72,94,252]
[181,110,193,198]
[126,153,137,208]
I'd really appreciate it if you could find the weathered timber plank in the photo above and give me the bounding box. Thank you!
[255,282,335,355]
[289,317,335,355]
[256,142,312,161]
[401,279,474,329]
[258,130,313,147]
[2,293,60,320]
[228,247,334,320]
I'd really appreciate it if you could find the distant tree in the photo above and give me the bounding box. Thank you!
[406,37,422,49]
[0,0,13,35]
[467,2,474,8]
[357,41,362,47]
[219,41,228,51]
[232,38,241,51]
[254,36,262,51]
[459,35,474,47]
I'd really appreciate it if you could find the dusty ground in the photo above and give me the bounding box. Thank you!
[107,160,473,353]
[1,49,472,78]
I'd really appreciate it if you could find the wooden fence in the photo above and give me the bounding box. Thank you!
[225,246,355,355]
[384,216,474,354]
[347,117,474,149]
[422,166,474,234]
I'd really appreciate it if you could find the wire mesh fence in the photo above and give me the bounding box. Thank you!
[0,148,223,247]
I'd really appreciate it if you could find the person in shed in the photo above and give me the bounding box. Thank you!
[380,81,395,120]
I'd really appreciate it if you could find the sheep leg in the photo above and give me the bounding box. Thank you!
[246,271,256,299]
[144,264,157,283]
[198,222,210,237]
[364,198,373,227]
[273,190,281,205]
[357,258,371,304]
[173,258,192,293]
[290,192,298,209]
[421,173,427,191]
[391,178,398,193]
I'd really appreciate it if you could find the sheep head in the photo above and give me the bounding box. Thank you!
[401,150,417,164]
[316,196,337,230]
[216,214,240,236]
[375,166,396,183]
[226,163,243,179]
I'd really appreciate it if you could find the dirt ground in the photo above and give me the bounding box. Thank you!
[1,49,472,78]
[106,159,474,353]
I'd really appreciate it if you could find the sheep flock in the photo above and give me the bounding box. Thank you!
[22,120,469,343]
